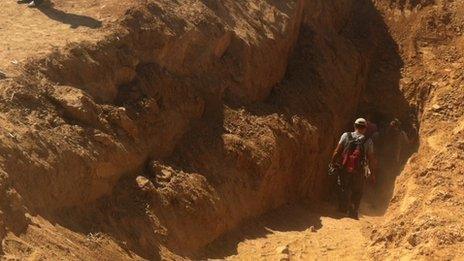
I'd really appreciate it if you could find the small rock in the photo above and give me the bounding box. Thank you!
[276,245,289,255]
[309,226,316,232]
[407,233,418,247]
[136,176,149,188]
[111,107,138,138]
[7,132,15,139]
[150,161,176,183]
[0,70,6,79]
[136,176,155,191]
[160,169,172,180]
[432,104,442,111]
[93,132,115,147]
[51,86,101,126]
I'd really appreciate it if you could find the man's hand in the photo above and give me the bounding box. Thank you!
[328,162,341,176]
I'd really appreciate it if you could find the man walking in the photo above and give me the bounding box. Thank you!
[385,119,410,167]
[330,118,376,219]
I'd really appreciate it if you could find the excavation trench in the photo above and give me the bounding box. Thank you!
[201,155,410,260]
[0,0,424,260]
[65,1,415,258]
[199,5,419,256]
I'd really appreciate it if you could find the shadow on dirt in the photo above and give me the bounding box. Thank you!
[201,203,327,259]
[38,5,102,29]
[360,153,411,217]
[35,177,162,261]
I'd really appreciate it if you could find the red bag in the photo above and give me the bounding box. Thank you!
[342,133,366,173]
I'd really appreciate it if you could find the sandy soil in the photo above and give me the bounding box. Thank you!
[0,0,134,77]
[206,204,377,260]
[204,155,400,260]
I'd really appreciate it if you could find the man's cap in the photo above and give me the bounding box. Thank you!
[354,118,367,126]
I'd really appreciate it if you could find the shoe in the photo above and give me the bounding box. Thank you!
[27,1,40,7]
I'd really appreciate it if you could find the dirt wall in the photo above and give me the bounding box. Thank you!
[366,0,464,258]
[0,0,411,259]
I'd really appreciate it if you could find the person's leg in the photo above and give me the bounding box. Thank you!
[350,172,365,219]
[338,171,349,213]
[329,175,339,204]
[346,174,355,215]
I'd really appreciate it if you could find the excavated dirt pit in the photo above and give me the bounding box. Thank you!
[201,157,410,260]
[0,0,463,260]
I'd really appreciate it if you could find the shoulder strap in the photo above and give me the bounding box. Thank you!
[346,132,353,140]
[359,136,367,145]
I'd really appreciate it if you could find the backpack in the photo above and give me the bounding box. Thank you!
[342,132,367,173]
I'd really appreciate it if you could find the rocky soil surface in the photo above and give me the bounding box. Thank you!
[0,0,462,260]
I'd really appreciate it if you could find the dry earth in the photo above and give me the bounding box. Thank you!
[0,0,462,260]
[0,0,136,77]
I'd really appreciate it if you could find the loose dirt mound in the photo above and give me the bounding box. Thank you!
[0,0,462,260]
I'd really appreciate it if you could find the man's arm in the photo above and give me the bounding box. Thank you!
[401,130,410,144]
[331,133,347,165]
[366,139,377,173]
[367,151,377,171]
[331,143,343,164]
[366,151,377,185]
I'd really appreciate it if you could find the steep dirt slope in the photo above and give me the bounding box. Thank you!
[1,0,461,260]
[204,0,464,259]
[369,0,464,258]
[3,0,305,259]
[153,0,378,256]
[0,0,375,259]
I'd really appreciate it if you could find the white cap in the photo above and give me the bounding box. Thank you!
[354,118,367,126]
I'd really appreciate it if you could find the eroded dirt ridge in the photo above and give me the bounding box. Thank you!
[0,0,462,260]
